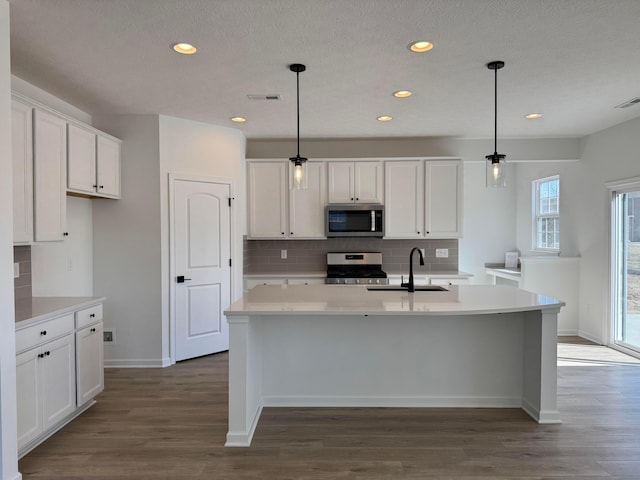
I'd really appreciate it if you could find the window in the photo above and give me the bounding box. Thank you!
[533,175,560,251]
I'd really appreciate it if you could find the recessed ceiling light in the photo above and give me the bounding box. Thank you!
[171,42,197,55]
[230,117,247,123]
[408,41,434,53]
[377,116,393,122]
[393,90,412,98]
[525,113,542,119]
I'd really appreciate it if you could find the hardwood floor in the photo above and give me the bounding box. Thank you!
[19,338,640,479]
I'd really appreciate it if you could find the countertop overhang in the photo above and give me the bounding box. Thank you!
[225,284,564,317]
[15,296,106,327]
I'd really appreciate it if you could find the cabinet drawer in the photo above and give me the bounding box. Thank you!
[16,313,74,353]
[75,304,103,329]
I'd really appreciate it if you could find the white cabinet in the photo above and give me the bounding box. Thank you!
[289,162,326,238]
[33,109,67,241]
[384,161,423,238]
[248,161,326,239]
[16,332,76,451]
[424,160,462,238]
[16,301,105,456]
[12,100,33,244]
[248,162,288,238]
[68,125,121,199]
[328,161,383,204]
[385,159,462,239]
[96,134,121,198]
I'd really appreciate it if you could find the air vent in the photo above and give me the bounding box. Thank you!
[615,97,640,109]
[247,94,281,101]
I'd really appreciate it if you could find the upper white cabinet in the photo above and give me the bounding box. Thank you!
[384,161,423,239]
[248,161,327,239]
[67,124,121,199]
[289,162,327,238]
[33,109,68,242]
[12,100,33,244]
[247,162,288,238]
[385,159,462,239]
[328,161,383,204]
[424,160,462,238]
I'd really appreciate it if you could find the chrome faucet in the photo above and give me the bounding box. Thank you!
[401,247,425,292]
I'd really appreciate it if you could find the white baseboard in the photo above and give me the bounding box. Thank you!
[521,398,562,424]
[577,330,603,344]
[262,395,521,408]
[104,357,171,368]
[557,329,579,336]
[225,404,263,447]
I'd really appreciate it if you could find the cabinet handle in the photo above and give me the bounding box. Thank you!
[290,232,293,235]
[63,232,69,236]
[99,185,104,189]
[93,184,98,188]
[356,198,359,201]
[350,197,354,201]
[90,313,96,318]
[417,231,420,235]
[281,232,285,235]
[45,351,50,356]
[40,330,47,336]
[90,327,96,333]
[38,353,44,358]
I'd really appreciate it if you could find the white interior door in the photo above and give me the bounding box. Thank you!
[174,179,231,361]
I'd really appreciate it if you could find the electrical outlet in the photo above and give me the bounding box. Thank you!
[103,330,115,343]
[436,248,449,258]
[281,249,287,259]
[13,263,19,278]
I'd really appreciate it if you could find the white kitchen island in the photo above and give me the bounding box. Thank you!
[224,284,564,447]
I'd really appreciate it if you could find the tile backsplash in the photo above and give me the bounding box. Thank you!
[13,245,32,300]
[244,238,458,274]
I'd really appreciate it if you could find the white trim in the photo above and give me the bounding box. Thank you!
[104,358,170,368]
[224,404,263,447]
[577,330,603,345]
[608,342,640,360]
[168,173,235,365]
[262,395,521,408]
[606,175,640,192]
[558,329,579,336]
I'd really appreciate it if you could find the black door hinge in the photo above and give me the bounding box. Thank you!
[229,258,232,267]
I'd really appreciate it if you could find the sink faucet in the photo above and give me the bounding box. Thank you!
[401,247,425,293]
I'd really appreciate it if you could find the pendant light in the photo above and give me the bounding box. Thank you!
[289,63,308,190]
[485,60,506,188]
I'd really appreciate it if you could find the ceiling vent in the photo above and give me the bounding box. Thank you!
[615,97,640,109]
[247,94,281,101]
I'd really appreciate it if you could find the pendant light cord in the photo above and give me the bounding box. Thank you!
[296,69,300,158]
[493,65,498,155]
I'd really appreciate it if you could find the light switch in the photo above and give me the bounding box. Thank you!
[281,249,287,260]
[436,248,449,258]
[13,263,19,278]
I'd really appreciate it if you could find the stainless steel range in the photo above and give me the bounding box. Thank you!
[325,252,389,285]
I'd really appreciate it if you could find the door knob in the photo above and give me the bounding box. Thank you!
[176,276,192,283]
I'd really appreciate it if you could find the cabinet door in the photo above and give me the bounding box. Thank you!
[96,135,121,198]
[424,160,462,238]
[16,347,43,450]
[67,123,97,194]
[76,323,104,406]
[354,161,383,203]
[12,101,33,244]
[289,162,327,238]
[384,161,423,238]
[33,109,67,241]
[248,162,288,238]
[327,162,355,203]
[41,334,76,430]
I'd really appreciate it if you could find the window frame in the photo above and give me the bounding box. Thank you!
[532,175,560,252]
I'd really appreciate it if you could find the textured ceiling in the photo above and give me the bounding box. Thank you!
[8,0,640,140]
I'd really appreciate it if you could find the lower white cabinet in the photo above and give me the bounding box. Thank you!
[16,301,105,456]
[16,333,76,451]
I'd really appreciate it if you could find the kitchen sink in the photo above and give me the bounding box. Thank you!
[366,285,448,292]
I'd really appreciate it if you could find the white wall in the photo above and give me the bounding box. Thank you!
[91,115,164,367]
[576,116,640,343]
[0,1,21,478]
[31,196,93,296]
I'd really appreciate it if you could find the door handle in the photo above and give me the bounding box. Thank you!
[176,276,192,283]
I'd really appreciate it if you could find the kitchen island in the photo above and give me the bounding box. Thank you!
[224,284,564,446]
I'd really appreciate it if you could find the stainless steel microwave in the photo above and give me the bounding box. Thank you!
[325,204,384,237]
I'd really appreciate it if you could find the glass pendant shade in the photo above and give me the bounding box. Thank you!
[486,154,506,188]
[291,157,308,190]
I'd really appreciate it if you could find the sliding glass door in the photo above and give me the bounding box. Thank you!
[612,189,640,353]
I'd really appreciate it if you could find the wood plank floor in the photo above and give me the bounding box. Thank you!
[19,337,640,479]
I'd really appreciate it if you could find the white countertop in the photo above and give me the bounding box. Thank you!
[244,271,473,278]
[225,284,563,317]
[15,296,106,327]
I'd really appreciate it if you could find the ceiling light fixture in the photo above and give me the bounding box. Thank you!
[230,117,247,123]
[393,90,412,98]
[289,63,308,190]
[377,115,393,122]
[171,42,197,55]
[485,60,506,188]
[525,113,542,119]
[408,41,434,53]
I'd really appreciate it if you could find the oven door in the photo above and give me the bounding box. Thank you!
[325,205,383,237]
